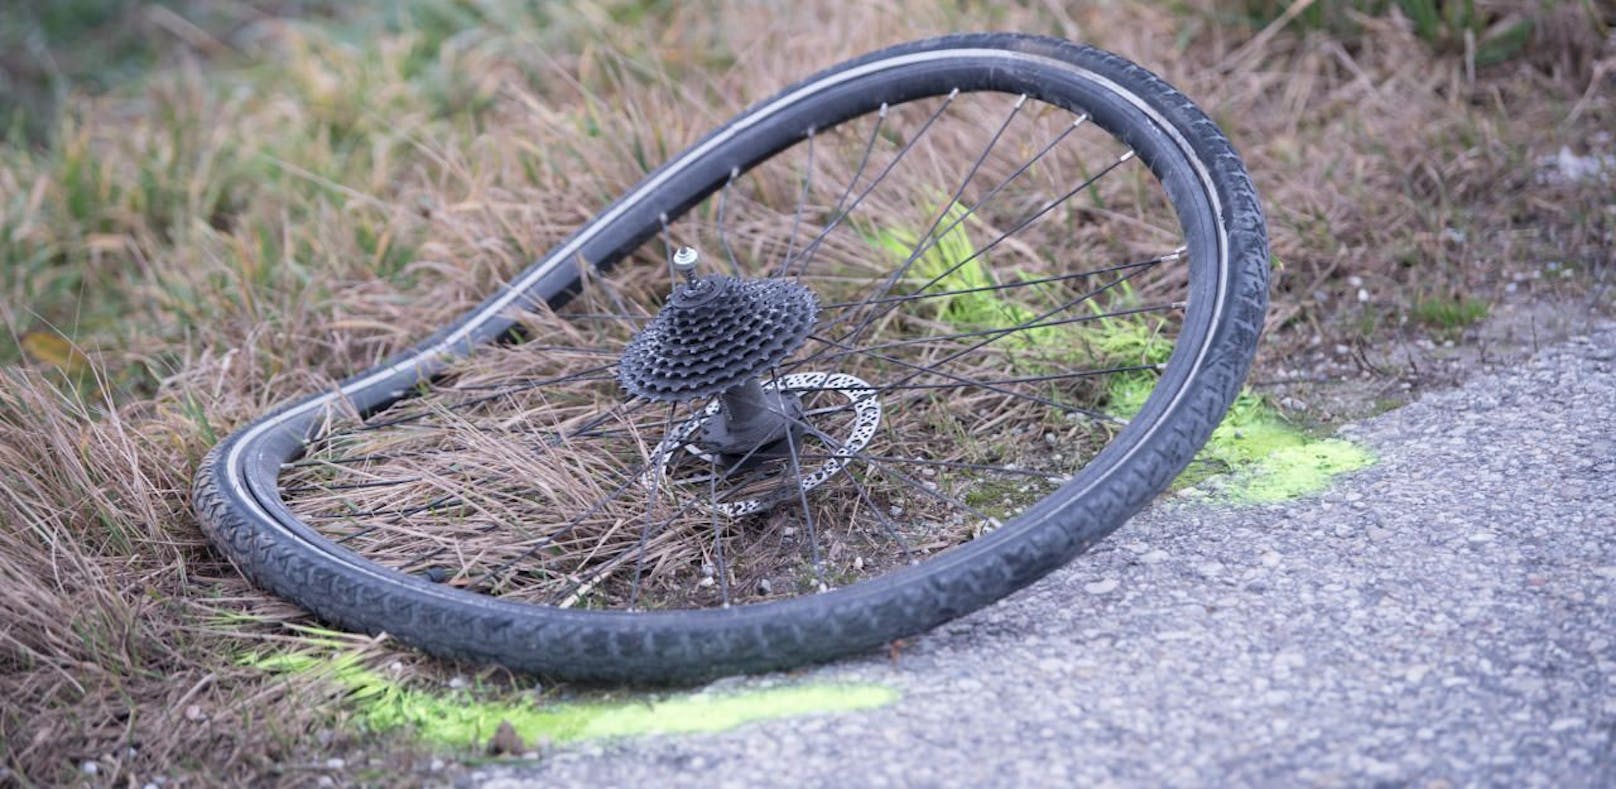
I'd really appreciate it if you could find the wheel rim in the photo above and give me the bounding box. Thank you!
[268,64,1224,615]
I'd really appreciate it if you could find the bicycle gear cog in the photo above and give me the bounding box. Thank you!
[618,274,819,401]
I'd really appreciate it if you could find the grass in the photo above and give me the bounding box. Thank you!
[1412,294,1491,338]
[2,0,1612,784]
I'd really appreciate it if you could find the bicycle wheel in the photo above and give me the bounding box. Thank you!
[193,33,1269,683]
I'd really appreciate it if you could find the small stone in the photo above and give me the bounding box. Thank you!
[1467,531,1496,544]
[81,761,99,777]
[325,758,345,770]
[428,759,445,772]
[758,579,773,594]
[448,676,469,690]
[316,777,334,788]
[1084,578,1119,595]
[184,704,205,722]
[698,576,715,587]
[1139,549,1170,564]
[853,556,865,571]
[1549,718,1585,733]
[889,505,904,517]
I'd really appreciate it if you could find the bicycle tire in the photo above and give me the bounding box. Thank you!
[193,33,1269,683]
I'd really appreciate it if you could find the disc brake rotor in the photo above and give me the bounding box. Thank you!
[642,371,883,517]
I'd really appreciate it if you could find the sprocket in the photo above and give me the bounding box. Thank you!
[617,273,819,402]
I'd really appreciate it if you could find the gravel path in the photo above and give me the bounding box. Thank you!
[474,323,1616,788]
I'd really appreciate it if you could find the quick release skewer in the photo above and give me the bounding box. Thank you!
[672,246,699,281]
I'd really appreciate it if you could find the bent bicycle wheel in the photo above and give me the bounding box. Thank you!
[193,34,1269,683]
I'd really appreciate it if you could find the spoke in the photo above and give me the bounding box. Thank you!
[784,89,959,277]
[659,212,678,283]
[830,94,1027,334]
[811,332,1125,424]
[793,364,1162,395]
[778,368,824,588]
[792,417,1002,533]
[796,300,1180,371]
[834,462,915,564]
[535,397,657,449]
[557,312,650,324]
[816,250,1180,311]
[793,453,1067,481]
[802,260,1155,423]
[628,403,679,610]
[787,103,887,277]
[801,262,1158,422]
[716,167,744,276]
[539,421,803,605]
[774,126,816,277]
[820,143,1136,362]
[801,111,1092,353]
[710,456,731,606]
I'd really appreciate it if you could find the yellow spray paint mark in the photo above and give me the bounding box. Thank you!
[1110,376,1374,503]
[247,649,897,748]
[1229,438,1375,503]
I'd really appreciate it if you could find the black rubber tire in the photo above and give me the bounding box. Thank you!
[193,33,1268,683]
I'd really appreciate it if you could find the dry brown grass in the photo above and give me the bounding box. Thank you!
[2,0,1611,784]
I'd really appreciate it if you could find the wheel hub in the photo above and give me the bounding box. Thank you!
[618,248,882,513]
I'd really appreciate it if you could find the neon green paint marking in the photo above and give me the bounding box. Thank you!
[1230,438,1375,503]
[245,650,897,747]
[1110,375,1374,502]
